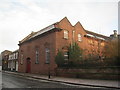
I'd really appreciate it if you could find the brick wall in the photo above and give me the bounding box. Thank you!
[18,30,57,74]
[56,68,119,80]
[18,17,107,75]
[55,17,106,59]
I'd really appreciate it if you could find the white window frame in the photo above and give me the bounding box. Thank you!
[14,53,15,59]
[8,55,11,60]
[64,52,69,61]
[35,49,39,64]
[64,30,68,39]
[78,34,82,41]
[72,31,75,40]
[45,48,50,64]
[16,52,18,59]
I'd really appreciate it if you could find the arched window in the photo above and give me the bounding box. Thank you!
[45,48,50,64]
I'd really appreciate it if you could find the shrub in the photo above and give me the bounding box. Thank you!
[68,42,83,65]
[55,51,65,67]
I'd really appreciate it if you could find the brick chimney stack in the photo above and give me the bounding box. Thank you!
[113,30,117,38]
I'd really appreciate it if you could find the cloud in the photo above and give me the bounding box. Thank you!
[0,0,118,52]
[78,2,118,35]
[44,2,118,35]
[0,0,56,52]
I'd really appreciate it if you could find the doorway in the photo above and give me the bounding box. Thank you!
[26,57,31,73]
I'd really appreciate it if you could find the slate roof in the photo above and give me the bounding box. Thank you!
[19,17,110,44]
[29,23,56,40]
[19,31,37,44]
[19,23,58,45]
[85,30,109,40]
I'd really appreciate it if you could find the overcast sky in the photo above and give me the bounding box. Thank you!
[0,0,119,52]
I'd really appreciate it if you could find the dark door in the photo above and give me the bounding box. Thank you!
[26,58,31,73]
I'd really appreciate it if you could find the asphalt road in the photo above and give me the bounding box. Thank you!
[2,72,86,88]
[2,72,117,89]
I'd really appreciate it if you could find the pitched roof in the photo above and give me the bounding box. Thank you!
[19,22,59,44]
[1,50,12,56]
[74,21,83,28]
[85,30,109,40]
[29,23,56,40]
[19,31,37,44]
[19,17,110,44]
[58,17,73,26]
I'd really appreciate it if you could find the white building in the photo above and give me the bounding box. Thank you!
[8,50,19,71]
[0,54,2,71]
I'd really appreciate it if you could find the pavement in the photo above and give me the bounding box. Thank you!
[3,72,80,88]
[3,71,120,89]
[0,71,2,89]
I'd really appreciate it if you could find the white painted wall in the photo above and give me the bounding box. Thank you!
[16,61,18,71]
[0,66,1,71]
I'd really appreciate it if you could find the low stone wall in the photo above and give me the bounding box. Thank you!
[56,68,119,80]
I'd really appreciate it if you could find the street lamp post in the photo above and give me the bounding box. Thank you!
[48,63,50,79]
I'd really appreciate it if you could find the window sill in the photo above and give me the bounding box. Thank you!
[78,40,82,42]
[45,62,50,64]
[63,38,69,40]
[35,62,39,64]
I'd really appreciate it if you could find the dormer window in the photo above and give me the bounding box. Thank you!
[78,34,82,41]
[64,30,68,39]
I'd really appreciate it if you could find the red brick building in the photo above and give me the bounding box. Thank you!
[1,50,12,70]
[18,17,109,74]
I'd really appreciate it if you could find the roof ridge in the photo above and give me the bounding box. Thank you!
[58,17,73,26]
